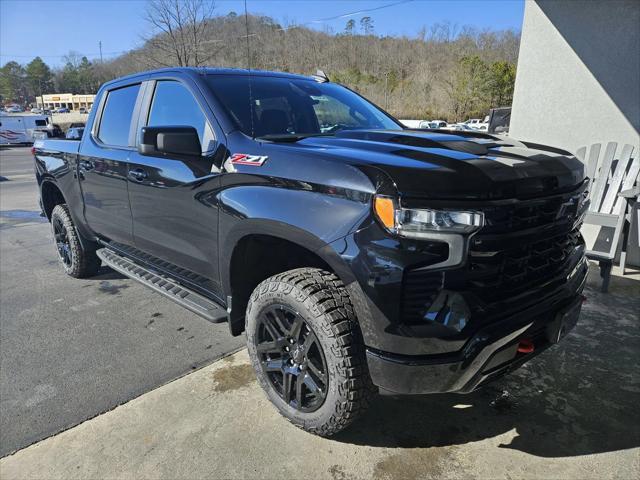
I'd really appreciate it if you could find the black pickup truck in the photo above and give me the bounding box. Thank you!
[33,67,589,436]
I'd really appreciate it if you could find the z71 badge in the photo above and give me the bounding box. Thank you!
[230,153,268,166]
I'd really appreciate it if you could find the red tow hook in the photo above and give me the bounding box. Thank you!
[517,339,535,354]
[581,294,588,303]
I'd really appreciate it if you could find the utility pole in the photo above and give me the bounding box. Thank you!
[243,0,251,70]
[99,41,103,63]
[384,72,389,110]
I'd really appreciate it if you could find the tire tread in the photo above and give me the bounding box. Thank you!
[51,204,100,278]
[248,267,375,437]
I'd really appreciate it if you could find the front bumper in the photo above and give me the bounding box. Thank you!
[366,281,586,395]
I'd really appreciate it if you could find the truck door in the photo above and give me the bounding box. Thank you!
[126,78,225,295]
[78,82,142,246]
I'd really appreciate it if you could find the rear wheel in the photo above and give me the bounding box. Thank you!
[246,268,375,436]
[51,204,100,278]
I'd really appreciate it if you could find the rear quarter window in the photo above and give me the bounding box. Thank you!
[97,84,141,147]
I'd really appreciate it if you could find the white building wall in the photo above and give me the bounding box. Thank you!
[510,0,639,155]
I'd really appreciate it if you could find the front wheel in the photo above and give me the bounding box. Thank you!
[246,268,375,436]
[50,204,100,278]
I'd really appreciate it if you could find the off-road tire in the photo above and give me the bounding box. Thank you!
[51,204,100,278]
[246,267,376,436]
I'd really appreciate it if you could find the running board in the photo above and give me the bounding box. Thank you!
[96,248,227,324]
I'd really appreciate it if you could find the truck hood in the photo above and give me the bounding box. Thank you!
[290,129,585,200]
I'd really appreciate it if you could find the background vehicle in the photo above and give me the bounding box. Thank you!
[6,105,23,113]
[420,120,447,129]
[48,123,63,138]
[463,116,489,130]
[65,127,84,140]
[442,123,476,131]
[55,107,70,113]
[30,108,43,114]
[488,107,511,134]
[33,67,588,436]
[0,114,50,144]
[78,107,89,114]
[418,120,441,129]
[399,119,422,128]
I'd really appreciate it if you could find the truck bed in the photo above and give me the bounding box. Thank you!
[33,138,81,155]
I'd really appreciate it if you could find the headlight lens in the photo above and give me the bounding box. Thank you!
[374,195,484,237]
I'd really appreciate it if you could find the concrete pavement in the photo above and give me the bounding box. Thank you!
[1,267,639,479]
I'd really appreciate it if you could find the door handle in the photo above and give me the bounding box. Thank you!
[128,168,148,182]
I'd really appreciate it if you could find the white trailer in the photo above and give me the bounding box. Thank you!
[0,114,51,144]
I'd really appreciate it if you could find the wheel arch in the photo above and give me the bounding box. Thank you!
[222,220,358,336]
[40,178,97,252]
[40,179,66,220]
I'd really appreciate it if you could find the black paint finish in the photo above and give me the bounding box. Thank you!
[33,67,588,395]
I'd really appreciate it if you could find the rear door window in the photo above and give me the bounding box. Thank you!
[97,84,141,147]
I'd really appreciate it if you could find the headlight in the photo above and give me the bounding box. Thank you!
[374,195,484,238]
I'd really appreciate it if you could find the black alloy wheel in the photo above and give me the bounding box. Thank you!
[49,204,101,278]
[255,304,328,412]
[53,214,72,267]
[246,268,375,436]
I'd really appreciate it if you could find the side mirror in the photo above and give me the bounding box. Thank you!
[139,126,201,158]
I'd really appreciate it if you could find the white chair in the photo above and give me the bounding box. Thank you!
[575,142,639,292]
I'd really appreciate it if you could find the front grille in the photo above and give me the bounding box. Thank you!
[469,227,581,290]
[465,185,587,302]
[400,184,587,322]
[481,187,588,234]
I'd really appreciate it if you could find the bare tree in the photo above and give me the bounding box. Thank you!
[143,0,217,67]
[62,51,83,69]
[99,11,519,120]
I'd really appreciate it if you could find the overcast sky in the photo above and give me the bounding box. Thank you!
[1,0,525,67]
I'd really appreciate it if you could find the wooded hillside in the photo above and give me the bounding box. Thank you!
[1,7,520,121]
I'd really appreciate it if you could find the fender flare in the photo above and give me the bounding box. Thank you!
[220,218,377,337]
[40,178,97,252]
[220,218,358,298]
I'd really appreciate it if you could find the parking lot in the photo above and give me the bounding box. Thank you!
[1,146,639,479]
[0,147,244,457]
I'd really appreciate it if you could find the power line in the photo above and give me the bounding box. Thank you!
[310,0,414,23]
[198,0,415,45]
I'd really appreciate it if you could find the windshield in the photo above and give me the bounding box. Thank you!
[206,74,402,138]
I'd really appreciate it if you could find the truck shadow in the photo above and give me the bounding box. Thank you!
[336,270,640,457]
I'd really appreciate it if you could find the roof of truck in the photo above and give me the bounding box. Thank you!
[102,67,317,89]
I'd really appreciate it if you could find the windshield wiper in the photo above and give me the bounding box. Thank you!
[256,133,335,143]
